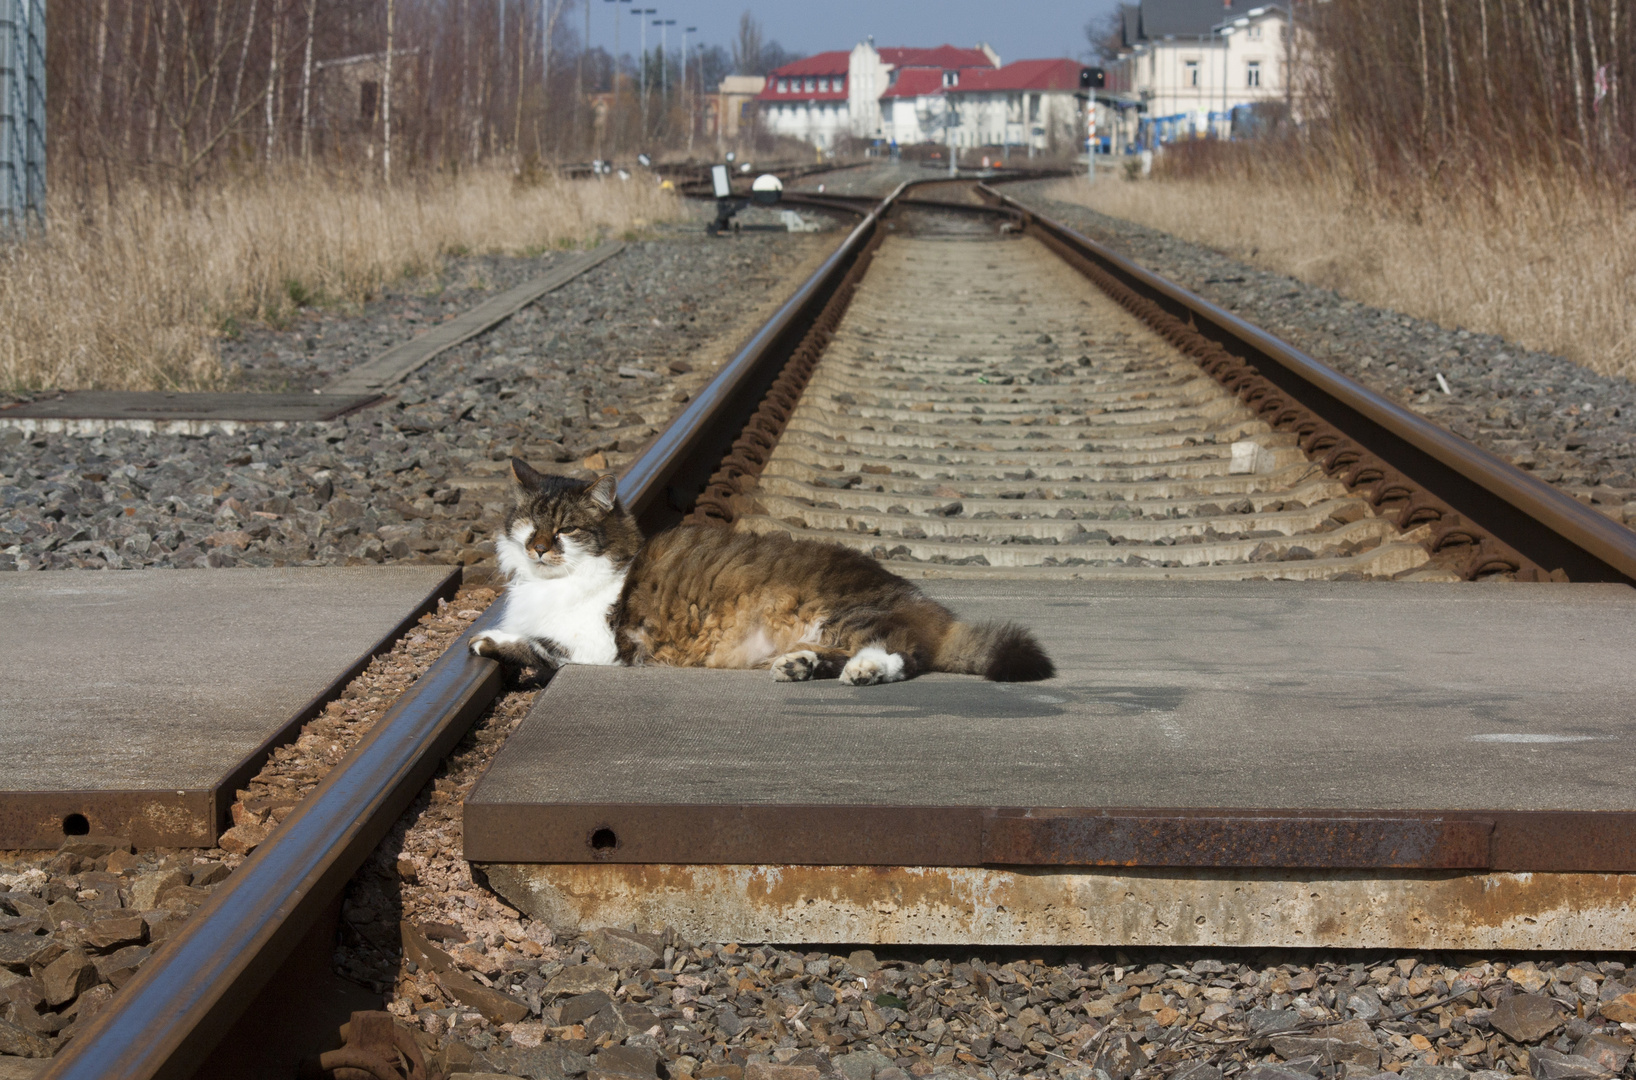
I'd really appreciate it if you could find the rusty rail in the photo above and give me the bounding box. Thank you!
[38,180,921,1080]
[981,183,1636,585]
[621,182,913,534]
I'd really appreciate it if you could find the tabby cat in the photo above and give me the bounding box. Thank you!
[469,459,1054,685]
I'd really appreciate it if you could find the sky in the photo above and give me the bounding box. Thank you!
[584,0,1126,68]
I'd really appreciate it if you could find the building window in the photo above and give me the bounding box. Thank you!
[1246,61,1261,87]
[1248,24,1263,40]
[943,70,958,87]
[777,79,788,93]
[836,76,845,93]
[359,80,380,121]
[804,77,815,92]
[1185,59,1199,87]
[818,78,829,92]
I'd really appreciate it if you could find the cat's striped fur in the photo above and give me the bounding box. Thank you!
[470,459,1053,685]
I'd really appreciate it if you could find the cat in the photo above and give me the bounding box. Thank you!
[469,458,1054,686]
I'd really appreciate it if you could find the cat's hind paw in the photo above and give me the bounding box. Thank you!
[840,647,907,686]
[772,650,820,681]
[470,632,500,658]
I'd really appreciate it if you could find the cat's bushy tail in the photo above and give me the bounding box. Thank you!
[935,620,1054,682]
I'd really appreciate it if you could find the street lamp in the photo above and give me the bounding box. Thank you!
[633,7,657,138]
[605,0,632,153]
[682,25,697,150]
[660,19,676,106]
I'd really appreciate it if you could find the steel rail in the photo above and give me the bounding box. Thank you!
[39,612,507,1080]
[981,183,1636,585]
[40,181,915,1080]
[622,182,910,534]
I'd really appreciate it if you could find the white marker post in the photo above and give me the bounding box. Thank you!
[1086,102,1097,185]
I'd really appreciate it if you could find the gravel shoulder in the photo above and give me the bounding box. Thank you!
[0,204,847,577]
[1005,181,1636,534]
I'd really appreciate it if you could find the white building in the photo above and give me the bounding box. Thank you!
[941,59,1087,153]
[1112,0,1296,143]
[756,43,1000,150]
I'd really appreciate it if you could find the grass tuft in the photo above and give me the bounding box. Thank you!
[1046,172,1636,381]
[0,168,686,392]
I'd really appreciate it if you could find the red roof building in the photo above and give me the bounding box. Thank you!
[877,45,996,70]
[878,68,949,101]
[745,40,1089,156]
[878,57,1093,154]
[758,51,851,104]
[956,58,1083,93]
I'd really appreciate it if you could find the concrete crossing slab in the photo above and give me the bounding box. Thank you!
[0,566,458,848]
[466,580,1636,871]
[0,392,383,435]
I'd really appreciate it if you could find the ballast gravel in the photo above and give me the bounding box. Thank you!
[350,814,1636,1080]
[1008,182,1636,534]
[0,215,841,579]
[317,678,1636,1080]
[0,590,492,1064]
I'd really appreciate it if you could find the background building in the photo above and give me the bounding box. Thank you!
[1111,0,1295,144]
[754,42,1007,151]
[942,58,1087,154]
[706,75,766,145]
[745,41,1096,157]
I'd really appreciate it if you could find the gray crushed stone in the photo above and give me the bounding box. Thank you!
[328,681,1636,1080]
[1006,181,1636,530]
[0,215,840,576]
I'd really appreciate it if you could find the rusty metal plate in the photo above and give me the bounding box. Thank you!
[981,810,1494,868]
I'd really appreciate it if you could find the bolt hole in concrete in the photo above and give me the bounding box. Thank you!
[61,812,90,835]
[589,826,618,852]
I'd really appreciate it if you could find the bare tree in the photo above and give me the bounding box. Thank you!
[384,0,395,183]
[229,0,259,142]
[263,0,281,161]
[732,11,762,77]
[298,0,316,163]
[1085,7,1127,65]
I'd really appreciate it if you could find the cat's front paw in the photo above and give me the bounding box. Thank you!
[470,632,510,660]
[840,647,906,686]
[772,650,820,682]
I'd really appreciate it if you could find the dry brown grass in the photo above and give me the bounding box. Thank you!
[1044,174,1636,381]
[0,170,687,392]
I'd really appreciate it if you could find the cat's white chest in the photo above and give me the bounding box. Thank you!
[498,561,626,665]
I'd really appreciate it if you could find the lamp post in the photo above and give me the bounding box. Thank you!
[633,7,656,140]
[606,0,631,153]
[683,25,697,150]
[660,19,675,107]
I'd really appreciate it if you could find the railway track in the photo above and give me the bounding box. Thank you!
[706,220,1437,581]
[30,177,1636,1079]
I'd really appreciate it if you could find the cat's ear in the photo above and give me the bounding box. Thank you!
[585,473,618,512]
[510,457,546,491]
